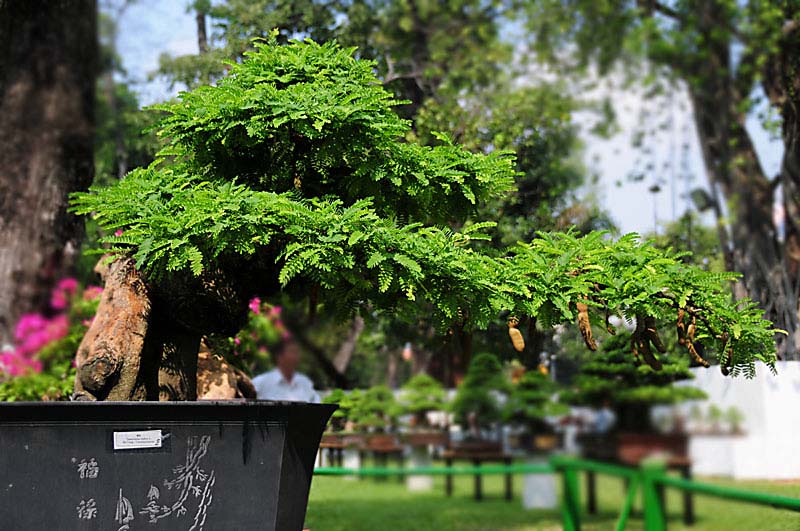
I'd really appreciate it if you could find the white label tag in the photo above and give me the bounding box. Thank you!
[113,429,163,450]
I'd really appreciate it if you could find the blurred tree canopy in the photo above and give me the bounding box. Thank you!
[523,0,800,359]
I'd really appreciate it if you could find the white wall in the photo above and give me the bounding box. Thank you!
[679,361,800,480]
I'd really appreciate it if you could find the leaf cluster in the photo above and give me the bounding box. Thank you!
[72,38,777,375]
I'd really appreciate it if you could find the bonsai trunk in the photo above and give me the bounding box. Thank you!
[74,259,205,401]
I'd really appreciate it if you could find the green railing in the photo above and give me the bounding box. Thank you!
[314,463,551,477]
[550,455,800,531]
[315,456,800,530]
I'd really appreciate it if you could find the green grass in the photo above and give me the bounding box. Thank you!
[306,464,800,530]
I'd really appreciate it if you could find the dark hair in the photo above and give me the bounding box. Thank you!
[270,337,296,363]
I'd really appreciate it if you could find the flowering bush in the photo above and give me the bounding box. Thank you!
[0,279,102,401]
[224,298,290,375]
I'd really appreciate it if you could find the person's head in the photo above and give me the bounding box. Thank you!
[273,338,301,377]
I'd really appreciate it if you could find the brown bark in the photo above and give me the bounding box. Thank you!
[74,257,153,401]
[0,0,97,345]
[196,341,256,400]
[332,315,365,374]
[685,1,800,358]
[196,7,209,54]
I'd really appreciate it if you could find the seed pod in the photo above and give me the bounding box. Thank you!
[630,334,641,363]
[676,308,687,345]
[508,318,525,352]
[644,316,667,353]
[687,316,696,343]
[576,302,597,351]
[638,336,662,370]
[686,340,710,367]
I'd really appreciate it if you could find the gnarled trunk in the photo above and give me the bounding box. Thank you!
[75,258,254,401]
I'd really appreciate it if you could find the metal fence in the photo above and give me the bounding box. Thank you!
[315,455,800,530]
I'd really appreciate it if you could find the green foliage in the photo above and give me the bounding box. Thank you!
[72,38,777,375]
[349,384,399,431]
[398,373,447,425]
[503,370,568,432]
[322,388,362,431]
[451,353,508,431]
[562,332,707,408]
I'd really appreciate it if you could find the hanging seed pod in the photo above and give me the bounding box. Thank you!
[676,308,687,345]
[630,334,641,363]
[644,316,667,353]
[576,302,597,351]
[507,317,525,352]
[634,315,661,370]
[687,315,697,343]
[686,340,710,367]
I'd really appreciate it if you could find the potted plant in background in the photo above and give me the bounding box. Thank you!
[503,369,567,509]
[451,353,508,448]
[562,332,706,463]
[725,406,746,435]
[399,373,449,445]
[398,374,449,491]
[503,370,567,452]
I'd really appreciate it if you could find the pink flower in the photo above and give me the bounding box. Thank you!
[114,229,124,237]
[50,277,79,310]
[268,306,282,317]
[83,286,103,300]
[14,314,47,342]
[234,337,241,345]
[248,297,262,314]
[56,278,78,293]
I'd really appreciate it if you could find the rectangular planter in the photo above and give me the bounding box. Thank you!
[0,401,335,531]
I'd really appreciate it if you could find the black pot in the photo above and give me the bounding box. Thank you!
[0,400,335,531]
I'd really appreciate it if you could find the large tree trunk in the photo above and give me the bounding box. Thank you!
[686,2,800,359]
[0,0,97,345]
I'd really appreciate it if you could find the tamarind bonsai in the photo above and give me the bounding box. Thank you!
[71,36,777,401]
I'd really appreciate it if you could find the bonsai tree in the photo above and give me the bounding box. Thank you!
[707,404,724,433]
[71,36,776,402]
[503,370,568,437]
[563,332,707,432]
[398,373,447,429]
[451,353,508,437]
[349,384,398,432]
[725,406,745,434]
[321,388,361,432]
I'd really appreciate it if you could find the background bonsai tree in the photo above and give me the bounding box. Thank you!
[451,353,508,438]
[725,406,745,434]
[322,388,361,432]
[503,370,567,440]
[398,373,447,429]
[350,385,398,433]
[562,332,707,432]
[71,36,776,402]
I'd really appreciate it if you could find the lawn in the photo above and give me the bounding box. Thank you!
[306,466,800,530]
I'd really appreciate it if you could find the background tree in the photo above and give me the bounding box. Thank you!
[524,0,800,358]
[398,373,447,428]
[451,353,508,435]
[562,332,707,432]
[0,0,97,346]
[503,369,567,436]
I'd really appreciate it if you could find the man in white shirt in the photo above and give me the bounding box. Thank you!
[252,338,320,403]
